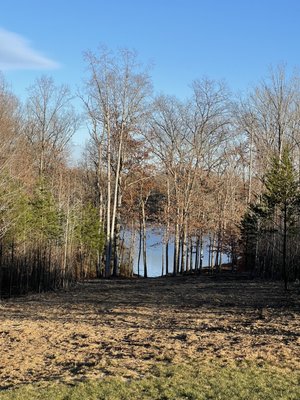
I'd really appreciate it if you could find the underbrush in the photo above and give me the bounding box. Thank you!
[1,361,299,400]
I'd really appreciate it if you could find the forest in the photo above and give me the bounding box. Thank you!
[1,47,300,297]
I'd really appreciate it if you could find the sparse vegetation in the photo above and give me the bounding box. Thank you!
[0,276,299,398]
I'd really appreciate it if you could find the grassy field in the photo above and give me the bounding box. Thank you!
[0,274,299,399]
[0,362,299,400]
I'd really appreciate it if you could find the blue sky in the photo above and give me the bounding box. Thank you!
[1,0,300,150]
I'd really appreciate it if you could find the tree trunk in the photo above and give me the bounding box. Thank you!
[165,175,170,276]
[62,198,70,287]
[283,204,288,290]
[97,189,104,278]
[248,129,253,204]
[209,235,215,274]
[165,241,169,275]
[173,211,180,276]
[189,237,193,272]
[109,127,124,277]
[113,189,122,277]
[128,224,136,277]
[141,199,147,278]
[161,244,164,277]
[105,121,112,278]
[180,233,185,274]
[137,217,142,277]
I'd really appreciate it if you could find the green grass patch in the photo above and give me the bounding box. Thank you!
[0,361,299,400]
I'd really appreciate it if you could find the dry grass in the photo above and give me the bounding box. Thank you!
[0,274,299,390]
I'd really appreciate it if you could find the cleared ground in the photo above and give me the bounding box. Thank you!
[0,274,299,390]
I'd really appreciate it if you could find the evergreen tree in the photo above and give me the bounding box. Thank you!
[242,147,300,288]
[263,147,299,288]
[75,203,105,277]
[30,181,63,244]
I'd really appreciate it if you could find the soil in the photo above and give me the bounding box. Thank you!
[0,274,299,389]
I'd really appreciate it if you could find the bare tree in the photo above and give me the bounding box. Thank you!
[25,75,78,177]
[82,46,152,277]
[237,65,300,183]
[148,78,231,274]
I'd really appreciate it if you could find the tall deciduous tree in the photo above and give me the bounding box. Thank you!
[149,78,231,275]
[82,46,152,277]
[237,65,300,202]
[25,75,78,177]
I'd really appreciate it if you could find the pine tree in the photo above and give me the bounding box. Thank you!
[242,146,299,288]
[75,203,105,278]
[263,147,299,288]
[30,180,63,244]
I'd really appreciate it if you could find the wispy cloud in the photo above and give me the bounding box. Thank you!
[0,28,60,70]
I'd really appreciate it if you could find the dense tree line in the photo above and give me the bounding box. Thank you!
[0,53,299,297]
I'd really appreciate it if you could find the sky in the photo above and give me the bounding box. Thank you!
[1,0,300,151]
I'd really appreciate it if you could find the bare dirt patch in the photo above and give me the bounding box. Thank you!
[0,274,299,389]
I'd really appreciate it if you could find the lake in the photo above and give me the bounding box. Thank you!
[131,228,229,277]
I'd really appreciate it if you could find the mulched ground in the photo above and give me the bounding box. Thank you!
[0,274,299,389]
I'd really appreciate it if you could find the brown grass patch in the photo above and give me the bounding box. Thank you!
[0,274,299,389]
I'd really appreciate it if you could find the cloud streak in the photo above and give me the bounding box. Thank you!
[0,28,60,70]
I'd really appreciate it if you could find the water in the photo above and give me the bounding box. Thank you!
[131,229,229,277]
